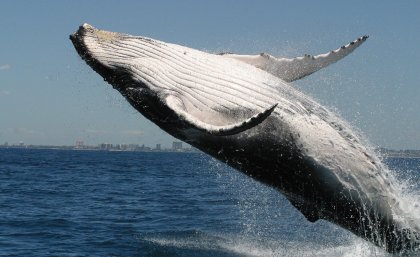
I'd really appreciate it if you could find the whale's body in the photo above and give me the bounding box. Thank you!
[70,24,419,253]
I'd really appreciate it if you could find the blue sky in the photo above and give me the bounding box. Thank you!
[0,1,419,149]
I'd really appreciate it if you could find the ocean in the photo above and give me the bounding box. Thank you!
[0,148,419,257]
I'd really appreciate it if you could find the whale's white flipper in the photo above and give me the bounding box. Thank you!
[221,35,368,82]
[165,94,278,136]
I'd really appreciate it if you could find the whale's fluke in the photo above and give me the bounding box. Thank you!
[221,35,369,82]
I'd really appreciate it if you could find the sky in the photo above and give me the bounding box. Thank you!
[0,1,419,149]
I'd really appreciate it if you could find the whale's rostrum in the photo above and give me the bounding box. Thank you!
[70,23,419,254]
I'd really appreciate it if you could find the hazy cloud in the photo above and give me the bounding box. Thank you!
[0,90,10,96]
[121,130,144,136]
[12,127,39,135]
[84,129,108,135]
[0,64,11,70]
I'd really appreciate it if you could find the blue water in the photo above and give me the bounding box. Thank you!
[0,148,419,257]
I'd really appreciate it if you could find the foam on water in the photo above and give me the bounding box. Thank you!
[143,231,393,257]
[382,158,420,232]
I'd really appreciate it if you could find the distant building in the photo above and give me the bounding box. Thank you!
[172,141,183,151]
[99,143,113,150]
[128,144,139,151]
[19,141,24,147]
[3,142,8,147]
[155,144,161,151]
[115,144,130,150]
[75,141,84,148]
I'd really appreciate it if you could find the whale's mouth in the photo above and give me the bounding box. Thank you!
[70,24,195,138]
[70,24,172,128]
[70,24,143,94]
[70,24,111,81]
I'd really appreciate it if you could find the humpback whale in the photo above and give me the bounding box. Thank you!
[70,24,419,254]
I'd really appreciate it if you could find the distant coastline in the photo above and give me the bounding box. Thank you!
[378,148,420,159]
[0,141,199,153]
[0,143,419,158]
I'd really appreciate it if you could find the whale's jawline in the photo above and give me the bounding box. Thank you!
[70,26,136,93]
[70,28,106,78]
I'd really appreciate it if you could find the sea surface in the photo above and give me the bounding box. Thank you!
[0,148,419,257]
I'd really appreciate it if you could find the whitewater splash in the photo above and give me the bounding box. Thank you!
[70,24,419,254]
[383,160,420,237]
[139,159,419,257]
[211,156,420,257]
[142,231,397,257]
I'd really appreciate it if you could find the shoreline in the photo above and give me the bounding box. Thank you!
[0,145,199,153]
[1,145,419,158]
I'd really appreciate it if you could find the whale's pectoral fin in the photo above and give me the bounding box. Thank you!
[166,96,277,136]
[220,35,368,82]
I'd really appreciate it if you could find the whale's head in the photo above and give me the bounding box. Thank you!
[70,24,278,140]
[70,24,184,135]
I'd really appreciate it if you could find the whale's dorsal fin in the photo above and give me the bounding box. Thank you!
[166,96,277,136]
[220,35,368,82]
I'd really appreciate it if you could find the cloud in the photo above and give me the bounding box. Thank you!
[12,127,39,135]
[83,129,108,135]
[121,130,144,136]
[0,64,10,70]
[0,90,10,96]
